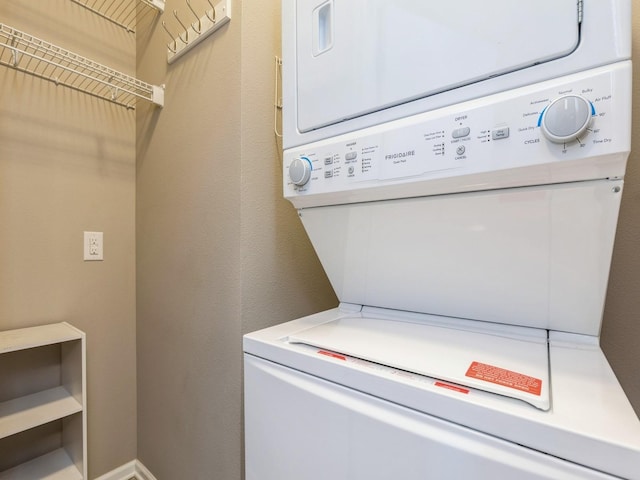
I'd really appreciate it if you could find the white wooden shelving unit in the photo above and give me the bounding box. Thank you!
[0,323,87,479]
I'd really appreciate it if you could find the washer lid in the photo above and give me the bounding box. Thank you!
[289,315,550,410]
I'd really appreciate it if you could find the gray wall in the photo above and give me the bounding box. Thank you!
[135,1,337,478]
[600,2,640,418]
[0,1,137,477]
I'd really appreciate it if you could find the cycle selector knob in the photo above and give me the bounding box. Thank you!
[539,95,594,144]
[289,157,312,186]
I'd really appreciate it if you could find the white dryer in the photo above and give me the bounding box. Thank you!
[244,1,640,479]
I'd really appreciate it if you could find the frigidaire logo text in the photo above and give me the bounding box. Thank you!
[385,150,415,161]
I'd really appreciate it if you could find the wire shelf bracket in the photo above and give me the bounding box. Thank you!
[71,0,165,33]
[164,0,231,64]
[0,24,164,109]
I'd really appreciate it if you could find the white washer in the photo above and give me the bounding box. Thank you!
[245,306,640,479]
[245,1,640,479]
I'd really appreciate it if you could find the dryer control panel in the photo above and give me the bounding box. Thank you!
[284,62,631,209]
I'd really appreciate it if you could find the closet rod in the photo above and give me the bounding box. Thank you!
[71,0,165,33]
[0,24,164,109]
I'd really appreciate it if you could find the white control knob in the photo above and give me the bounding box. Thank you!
[539,95,594,144]
[289,157,312,186]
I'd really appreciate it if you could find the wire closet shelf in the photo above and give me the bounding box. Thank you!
[71,0,165,33]
[0,24,164,109]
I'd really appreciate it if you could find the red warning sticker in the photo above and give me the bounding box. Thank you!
[317,350,346,361]
[434,381,469,395]
[465,361,542,396]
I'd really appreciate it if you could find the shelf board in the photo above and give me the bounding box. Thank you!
[0,323,82,354]
[0,387,82,440]
[0,448,82,480]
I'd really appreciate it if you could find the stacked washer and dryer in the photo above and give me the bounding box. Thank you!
[244,1,640,478]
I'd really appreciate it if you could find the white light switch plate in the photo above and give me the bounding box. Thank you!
[84,231,103,261]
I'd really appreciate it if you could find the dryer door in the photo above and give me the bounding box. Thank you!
[295,0,580,132]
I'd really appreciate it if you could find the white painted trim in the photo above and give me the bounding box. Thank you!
[134,460,158,480]
[93,460,136,480]
[93,460,157,480]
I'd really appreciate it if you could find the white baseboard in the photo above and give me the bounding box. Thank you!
[134,460,158,480]
[93,460,136,480]
[94,460,157,480]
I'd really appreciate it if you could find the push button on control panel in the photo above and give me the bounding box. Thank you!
[345,152,358,160]
[492,127,510,140]
[452,127,470,139]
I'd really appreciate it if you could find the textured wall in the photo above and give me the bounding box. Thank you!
[238,3,339,334]
[135,0,243,476]
[0,0,137,477]
[135,0,336,478]
[601,3,640,417]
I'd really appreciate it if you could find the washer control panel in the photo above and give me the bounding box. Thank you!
[284,62,631,207]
